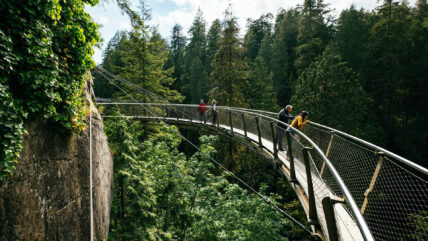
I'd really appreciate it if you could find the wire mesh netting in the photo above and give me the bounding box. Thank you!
[303,124,428,241]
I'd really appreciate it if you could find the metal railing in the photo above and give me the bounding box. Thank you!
[223,107,428,241]
[98,102,377,241]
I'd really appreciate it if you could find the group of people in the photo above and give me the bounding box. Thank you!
[275,105,309,151]
[197,99,217,124]
[197,100,309,152]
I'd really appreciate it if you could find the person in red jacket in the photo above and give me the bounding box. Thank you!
[197,99,207,122]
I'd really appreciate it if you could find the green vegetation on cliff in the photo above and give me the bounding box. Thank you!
[0,0,100,179]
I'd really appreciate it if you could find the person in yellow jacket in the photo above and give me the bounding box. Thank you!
[286,111,309,152]
[291,111,309,131]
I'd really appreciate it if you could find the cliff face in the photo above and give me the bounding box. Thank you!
[0,78,113,240]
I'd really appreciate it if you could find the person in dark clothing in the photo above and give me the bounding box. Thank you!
[275,105,294,151]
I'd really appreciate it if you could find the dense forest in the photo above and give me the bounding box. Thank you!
[90,0,428,239]
[95,0,428,167]
[1,0,426,240]
[103,115,310,240]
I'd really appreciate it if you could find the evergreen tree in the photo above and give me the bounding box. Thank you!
[294,0,331,72]
[362,0,428,163]
[206,19,222,75]
[209,6,248,107]
[106,118,169,240]
[335,6,372,73]
[93,31,128,98]
[110,5,183,103]
[243,13,273,61]
[167,24,187,93]
[290,50,374,139]
[187,8,207,61]
[245,27,278,111]
[272,8,300,106]
[182,8,208,103]
[246,56,278,111]
[103,31,128,72]
[258,31,273,69]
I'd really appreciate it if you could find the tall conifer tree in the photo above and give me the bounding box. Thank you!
[206,19,222,75]
[209,5,248,107]
[182,9,208,103]
[272,9,299,106]
[167,24,187,93]
[111,3,183,103]
[294,0,331,72]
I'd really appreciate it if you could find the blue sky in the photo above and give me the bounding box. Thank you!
[86,0,417,64]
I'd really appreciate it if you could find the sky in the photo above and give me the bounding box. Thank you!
[86,0,417,64]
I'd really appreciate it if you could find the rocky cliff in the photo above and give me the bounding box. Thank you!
[0,78,113,240]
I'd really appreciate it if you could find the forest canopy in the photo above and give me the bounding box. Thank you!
[96,0,428,166]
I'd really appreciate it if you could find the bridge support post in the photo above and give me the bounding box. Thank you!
[217,111,220,128]
[228,110,233,131]
[255,117,262,147]
[241,114,247,137]
[303,147,318,226]
[182,106,185,120]
[167,105,170,118]
[361,152,384,214]
[162,105,166,120]
[176,106,179,121]
[320,131,335,177]
[270,122,278,162]
[322,195,346,241]
[286,130,296,182]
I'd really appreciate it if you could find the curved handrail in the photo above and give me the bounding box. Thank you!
[306,121,428,174]
[226,106,428,174]
[98,102,375,241]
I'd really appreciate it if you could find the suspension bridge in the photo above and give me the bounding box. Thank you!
[93,67,428,241]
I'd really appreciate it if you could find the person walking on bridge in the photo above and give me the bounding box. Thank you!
[275,105,294,151]
[211,99,217,125]
[198,99,207,122]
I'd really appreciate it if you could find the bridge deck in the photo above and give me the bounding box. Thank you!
[116,116,364,241]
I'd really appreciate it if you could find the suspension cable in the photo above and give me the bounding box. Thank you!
[93,68,316,237]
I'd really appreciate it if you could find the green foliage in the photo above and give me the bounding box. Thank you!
[360,0,428,162]
[0,84,25,179]
[106,117,171,240]
[209,7,249,107]
[243,15,279,111]
[409,211,428,240]
[206,19,222,75]
[180,9,210,103]
[100,5,183,104]
[245,57,279,111]
[290,50,374,138]
[244,14,273,61]
[294,0,331,72]
[0,0,99,179]
[105,117,307,240]
[272,8,300,106]
[166,24,187,95]
[335,6,372,72]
